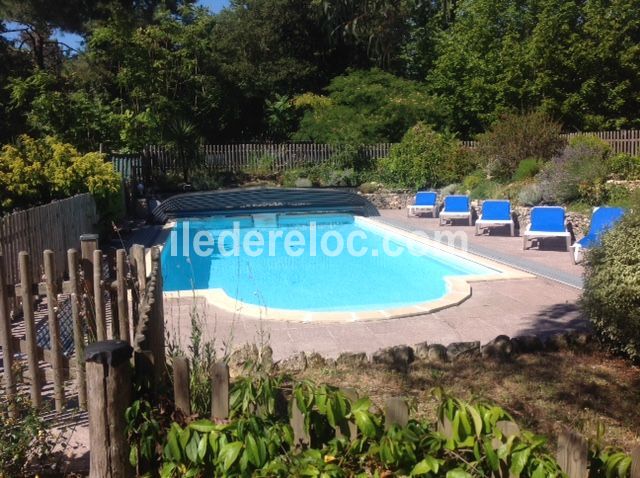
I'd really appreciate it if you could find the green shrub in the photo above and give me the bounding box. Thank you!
[581,206,640,361]
[0,135,122,221]
[294,69,446,143]
[378,122,461,190]
[358,181,382,193]
[0,394,52,476]
[517,183,544,206]
[477,111,565,179]
[608,153,640,180]
[513,158,543,182]
[461,171,484,192]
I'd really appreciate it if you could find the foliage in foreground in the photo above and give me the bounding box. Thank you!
[125,372,637,478]
[0,135,123,219]
[582,205,640,362]
[0,392,52,477]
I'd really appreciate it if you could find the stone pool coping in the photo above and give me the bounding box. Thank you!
[160,216,533,322]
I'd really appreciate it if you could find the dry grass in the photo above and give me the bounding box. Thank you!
[298,350,640,452]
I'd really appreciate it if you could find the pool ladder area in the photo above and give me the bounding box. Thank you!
[253,213,278,228]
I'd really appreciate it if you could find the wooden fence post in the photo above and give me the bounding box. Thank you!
[172,356,191,416]
[290,396,310,449]
[0,254,17,416]
[80,234,99,299]
[19,251,42,408]
[116,249,130,343]
[93,250,106,341]
[211,362,229,420]
[44,250,65,413]
[130,244,146,333]
[81,234,99,339]
[86,340,134,478]
[557,429,588,478]
[384,397,409,429]
[150,246,165,387]
[67,248,87,409]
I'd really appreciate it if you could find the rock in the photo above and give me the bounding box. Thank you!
[306,352,327,368]
[481,335,513,360]
[446,341,481,360]
[278,351,307,372]
[566,330,593,348]
[228,343,259,376]
[545,333,570,351]
[427,344,448,363]
[295,178,312,188]
[336,352,368,367]
[414,341,430,361]
[372,345,414,372]
[511,335,544,354]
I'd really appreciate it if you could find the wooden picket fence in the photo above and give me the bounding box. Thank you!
[110,143,393,184]
[0,237,165,418]
[462,129,640,155]
[0,194,98,285]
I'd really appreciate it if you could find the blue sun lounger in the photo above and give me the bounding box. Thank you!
[570,206,625,263]
[439,195,472,226]
[407,191,438,217]
[523,206,570,251]
[475,200,514,236]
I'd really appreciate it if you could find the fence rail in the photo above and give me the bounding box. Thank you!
[0,194,98,285]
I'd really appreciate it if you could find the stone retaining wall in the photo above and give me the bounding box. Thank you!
[229,330,594,376]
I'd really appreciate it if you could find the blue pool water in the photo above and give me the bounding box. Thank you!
[161,214,497,312]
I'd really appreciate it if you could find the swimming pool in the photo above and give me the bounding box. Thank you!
[161,213,529,321]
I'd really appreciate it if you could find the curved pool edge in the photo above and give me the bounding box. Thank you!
[161,218,534,323]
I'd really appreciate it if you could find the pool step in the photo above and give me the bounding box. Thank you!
[253,213,278,228]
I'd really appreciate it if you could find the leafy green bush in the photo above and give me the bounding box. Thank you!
[294,69,446,143]
[608,153,640,180]
[513,158,543,182]
[477,111,565,180]
[517,183,544,206]
[0,394,52,476]
[582,206,640,361]
[0,135,122,220]
[378,123,461,190]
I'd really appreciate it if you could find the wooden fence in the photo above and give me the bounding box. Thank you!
[0,194,98,285]
[110,143,393,184]
[0,238,164,417]
[110,131,640,185]
[462,129,640,155]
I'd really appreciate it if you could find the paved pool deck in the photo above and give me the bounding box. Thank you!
[163,209,586,361]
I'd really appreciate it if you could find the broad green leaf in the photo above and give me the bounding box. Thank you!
[189,419,217,433]
[219,441,243,471]
[509,447,531,477]
[446,468,472,478]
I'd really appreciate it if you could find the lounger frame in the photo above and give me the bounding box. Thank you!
[476,219,515,236]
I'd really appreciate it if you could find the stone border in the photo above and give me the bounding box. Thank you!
[228,330,595,376]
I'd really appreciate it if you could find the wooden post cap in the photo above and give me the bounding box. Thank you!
[80,234,100,242]
[86,340,133,367]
